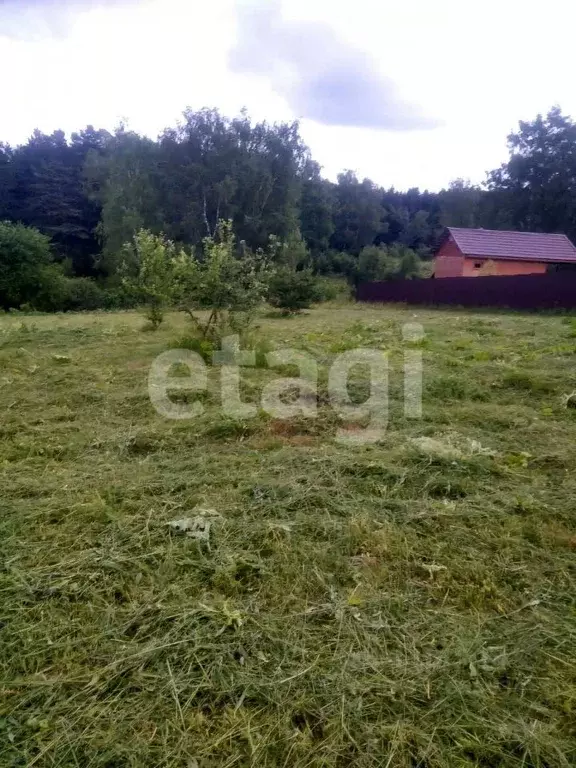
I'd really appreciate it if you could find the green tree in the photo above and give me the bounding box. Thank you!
[356,245,388,283]
[6,128,109,276]
[0,143,14,220]
[268,268,321,313]
[488,107,576,239]
[300,161,334,254]
[121,230,179,328]
[5,104,567,290]
[86,127,163,274]
[0,221,64,309]
[380,188,442,251]
[159,109,308,251]
[390,243,425,279]
[265,227,321,312]
[400,209,431,249]
[267,228,309,269]
[330,171,385,253]
[175,220,271,341]
[356,243,424,284]
[438,179,483,228]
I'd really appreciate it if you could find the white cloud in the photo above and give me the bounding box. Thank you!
[1,0,575,189]
[0,0,145,39]
[230,0,438,131]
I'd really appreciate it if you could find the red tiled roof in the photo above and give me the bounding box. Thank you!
[446,227,576,263]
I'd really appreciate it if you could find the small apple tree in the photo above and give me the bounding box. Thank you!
[122,221,272,335]
[121,230,179,328]
[174,219,271,342]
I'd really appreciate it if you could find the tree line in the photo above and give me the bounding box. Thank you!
[1,105,576,310]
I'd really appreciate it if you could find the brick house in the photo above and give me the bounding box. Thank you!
[434,227,576,278]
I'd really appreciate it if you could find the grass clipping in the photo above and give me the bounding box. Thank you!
[0,306,575,767]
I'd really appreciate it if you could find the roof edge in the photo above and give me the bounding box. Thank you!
[443,226,576,262]
[459,253,576,264]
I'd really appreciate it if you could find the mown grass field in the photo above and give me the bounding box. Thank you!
[1,304,576,767]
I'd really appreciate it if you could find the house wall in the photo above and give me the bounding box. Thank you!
[434,238,464,277]
[434,237,549,277]
[462,257,547,277]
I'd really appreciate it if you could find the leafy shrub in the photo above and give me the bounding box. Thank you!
[0,222,58,310]
[102,285,139,310]
[34,272,108,313]
[33,266,75,312]
[356,246,389,283]
[121,230,180,328]
[315,276,351,302]
[356,244,425,284]
[176,220,271,340]
[0,223,109,311]
[267,229,309,269]
[64,278,107,311]
[268,268,322,313]
[171,335,216,364]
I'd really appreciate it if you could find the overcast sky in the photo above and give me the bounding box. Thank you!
[0,0,573,190]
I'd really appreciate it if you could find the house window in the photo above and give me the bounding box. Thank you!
[473,262,482,269]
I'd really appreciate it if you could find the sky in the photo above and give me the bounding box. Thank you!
[0,0,574,190]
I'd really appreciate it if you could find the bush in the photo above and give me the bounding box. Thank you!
[101,285,139,310]
[316,276,352,302]
[65,278,107,311]
[121,230,180,328]
[171,334,216,364]
[0,222,110,313]
[0,221,56,309]
[30,271,108,313]
[176,220,271,340]
[32,266,74,312]
[268,268,322,313]
[356,244,426,284]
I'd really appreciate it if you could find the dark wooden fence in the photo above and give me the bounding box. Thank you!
[357,273,576,311]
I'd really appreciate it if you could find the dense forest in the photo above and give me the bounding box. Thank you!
[1,105,576,309]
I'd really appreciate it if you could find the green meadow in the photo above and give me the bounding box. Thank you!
[1,305,575,767]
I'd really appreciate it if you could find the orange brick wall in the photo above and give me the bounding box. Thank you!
[434,238,464,277]
[462,257,547,277]
[434,237,549,278]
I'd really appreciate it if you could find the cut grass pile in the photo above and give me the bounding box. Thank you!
[0,305,575,767]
